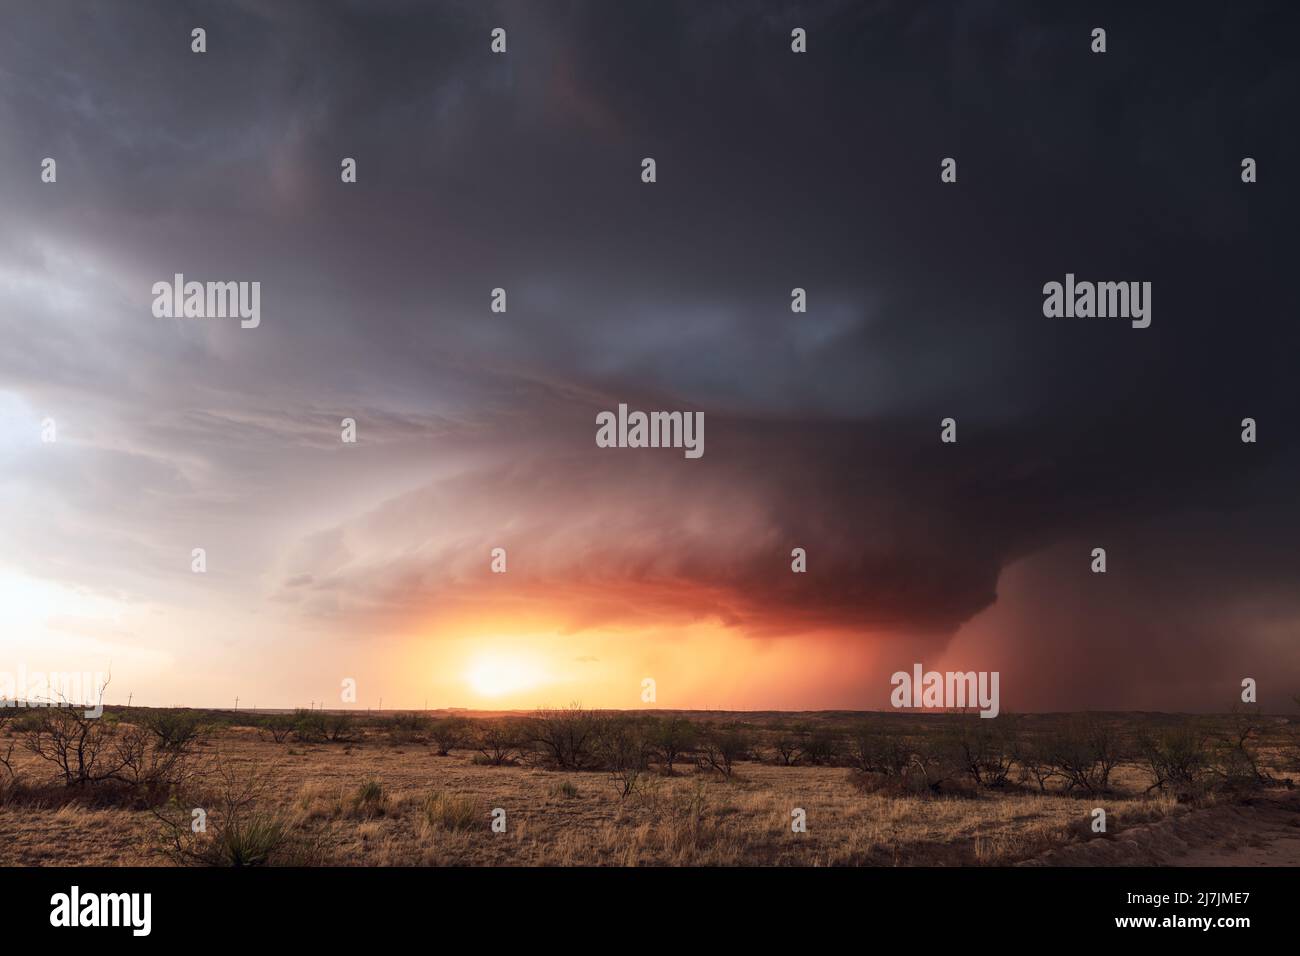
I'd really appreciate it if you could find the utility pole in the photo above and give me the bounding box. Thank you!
[235,696,239,711]
[126,692,133,708]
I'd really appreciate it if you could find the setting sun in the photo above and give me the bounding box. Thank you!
[464,652,549,698]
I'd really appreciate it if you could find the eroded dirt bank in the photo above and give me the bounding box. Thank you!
[1021,790,1300,866]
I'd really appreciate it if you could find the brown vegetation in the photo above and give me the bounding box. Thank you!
[0,704,1296,866]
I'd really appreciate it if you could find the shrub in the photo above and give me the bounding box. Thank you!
[351,779,389,817]
[1043,716,1122,795]
[474,720,525,766]
[9,710,47,734]
[945,719,1015,788]
[697,723,752,778]
[528,705,603,770]
[115,725,209,805]
[155,756,297,866]
[1014,735,1058,792]
[1210,707,1272,789]
[24,706,126,787]
[649,716,698,773]
[323,712,356,743]
[842,722,969,795]
[844,722,911,776]
[599,716,653,798]
[1138,722,1210,797]
[0,738,16,782]
[908,735,966,794]
[657,781,710,858]
[801,727,842,766]
[292,709,327,743]
[430,717,469,756]
[214,812,291,866]
[384,712,429,743]
[23,706,203,801]
[259,713,296,744]
[141,709,208,751]
[549,780,579,799]
[422,791,478,831]
[770,726,805,766]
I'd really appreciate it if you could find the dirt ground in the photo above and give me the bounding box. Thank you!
[1022,789,1300,866]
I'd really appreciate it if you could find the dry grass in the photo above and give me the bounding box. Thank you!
[0,716,1293,866]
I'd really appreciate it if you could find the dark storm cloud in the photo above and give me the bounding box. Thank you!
[2,1,1298,704]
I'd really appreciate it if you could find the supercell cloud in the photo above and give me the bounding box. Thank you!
[1,0,1297,709]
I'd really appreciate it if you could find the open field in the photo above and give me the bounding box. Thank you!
[1,708,1297,866]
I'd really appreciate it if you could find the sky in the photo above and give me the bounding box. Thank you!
[0,0,1297,712]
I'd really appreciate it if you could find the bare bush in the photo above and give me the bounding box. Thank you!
[843,722,976,795]
[474,719,525,766]
[1287,694,1300,774]
[1138,722,1210,797]
[1210,706,1273,789]
[383,712,429,744]
[770,727,805,766]
[154,754,300,866]
[908,736,966,794]
[323,712,356,743]
[0,710,17,795]
[1043,716,1122,795]
[430,717,469,756]
[600,717,653,799]
[25,707,134,787]
[141,709,208,751]
[801,727,842,766]
[0,738,20,803]
[529,705,603,770]
[697,723,752,778]
[115,724,210,804]
[946,719,1015,788]
[844,722,911,776]
[259,713,295,744]
[1014,735,1058,792]
[653,780,711,859]
[21,703,208,807]
[292,709,327,743]
[649,716,697,773]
